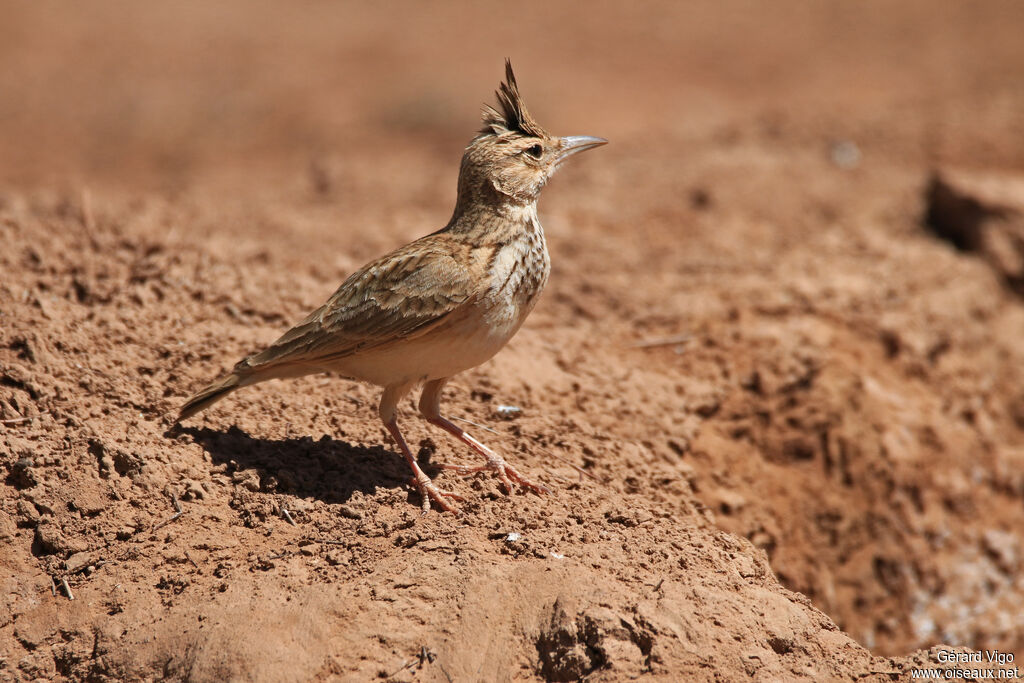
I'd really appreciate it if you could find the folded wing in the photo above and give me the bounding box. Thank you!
[239,235,480,372]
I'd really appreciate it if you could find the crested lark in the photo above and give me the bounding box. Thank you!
[178,61,605,513]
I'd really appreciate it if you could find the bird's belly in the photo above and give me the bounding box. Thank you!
[325,303,529,387]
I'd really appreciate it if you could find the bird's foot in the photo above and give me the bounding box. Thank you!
[424,415,549,496]
[409,474,464,515]
[441,452,549,496]
[384,415,464,515]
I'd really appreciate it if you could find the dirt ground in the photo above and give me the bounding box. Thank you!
[4,2,1024,680]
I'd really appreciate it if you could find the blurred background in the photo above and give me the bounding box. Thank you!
[3,1,1023,191]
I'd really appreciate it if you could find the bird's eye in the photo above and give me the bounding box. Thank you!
[524,144,543,159]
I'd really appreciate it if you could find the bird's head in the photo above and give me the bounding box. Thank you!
[457,60,606,205]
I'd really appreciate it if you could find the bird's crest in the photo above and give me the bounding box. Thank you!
[480,60,548,139]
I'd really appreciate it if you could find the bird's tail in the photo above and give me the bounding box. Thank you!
[178,372,245,421]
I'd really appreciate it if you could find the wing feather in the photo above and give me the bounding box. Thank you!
[237,236,481,372]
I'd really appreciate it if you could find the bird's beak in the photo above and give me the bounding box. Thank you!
[557,136,608,164]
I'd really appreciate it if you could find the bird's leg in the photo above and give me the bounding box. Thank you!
[419,379,549,496]
[425,416,550,495]
[383,419,463,514]
[380,383,463,514]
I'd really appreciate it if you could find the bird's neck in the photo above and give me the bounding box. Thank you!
[445,187,540,242]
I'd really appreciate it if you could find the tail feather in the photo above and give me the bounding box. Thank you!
[178,372,243,421]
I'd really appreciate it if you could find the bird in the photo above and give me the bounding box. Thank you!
[177,60,606,513]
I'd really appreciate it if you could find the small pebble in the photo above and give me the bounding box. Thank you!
[829,140,861,169]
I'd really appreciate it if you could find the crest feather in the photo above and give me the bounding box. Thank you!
[480,60,547,138]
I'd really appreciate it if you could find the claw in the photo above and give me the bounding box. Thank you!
[409,475,464,514]
[500,461,550,495]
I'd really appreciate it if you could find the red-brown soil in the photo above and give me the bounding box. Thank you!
[4,2,1024,680]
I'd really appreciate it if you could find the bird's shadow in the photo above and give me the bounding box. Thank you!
[170,425,430,506]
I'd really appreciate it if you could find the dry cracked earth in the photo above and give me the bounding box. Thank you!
[3,2,1024,681]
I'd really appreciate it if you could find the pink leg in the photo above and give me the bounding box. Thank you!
[426,416,549,495]
[379,381,462,514]
[384,418,464,514]
[419,379,549,497]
